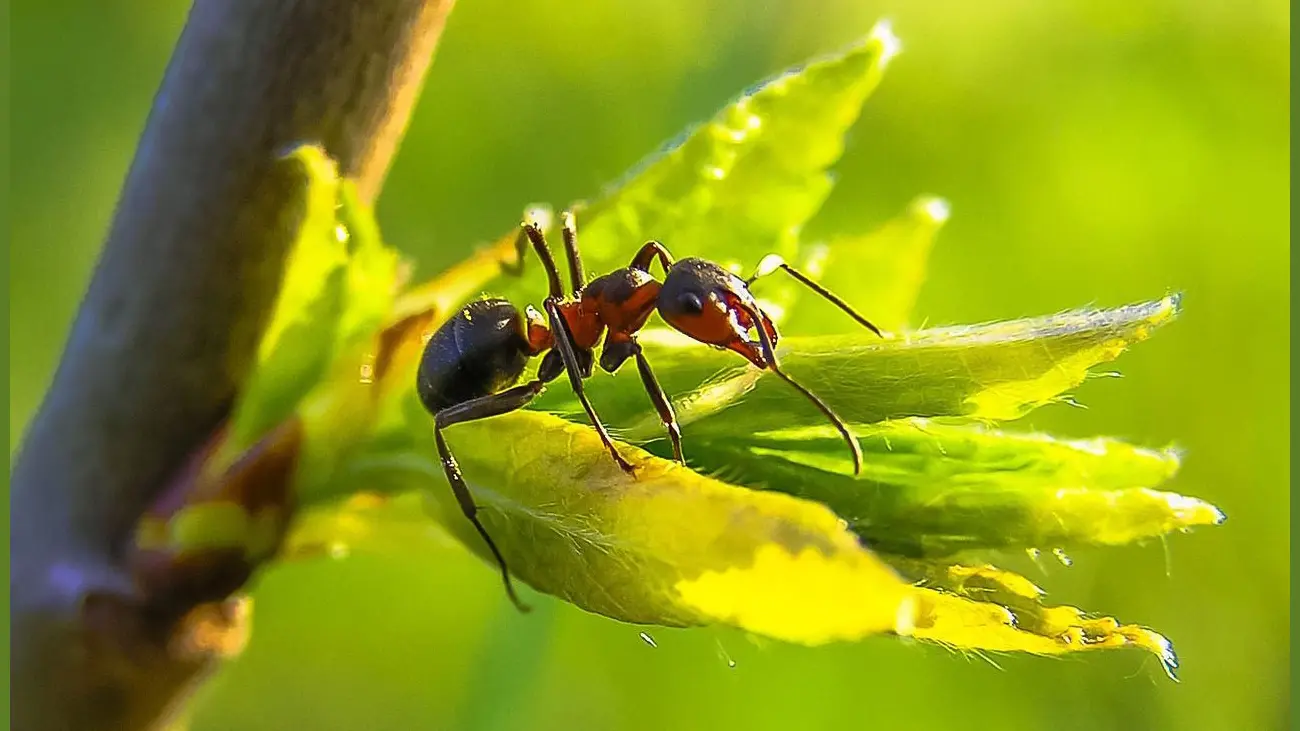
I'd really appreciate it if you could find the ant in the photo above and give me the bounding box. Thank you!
[416,211,883,611]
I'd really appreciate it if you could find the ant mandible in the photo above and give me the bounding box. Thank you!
[416,211,883,611]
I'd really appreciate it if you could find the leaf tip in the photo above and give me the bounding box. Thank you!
[868,18,904,69]
[913,195,951,225]
[1167,492,1227,528]
[1118,625,1180,682]
[274,141,339,182]
[1154,292,1183,324]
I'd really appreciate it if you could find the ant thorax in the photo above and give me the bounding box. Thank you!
[580,267,662,342]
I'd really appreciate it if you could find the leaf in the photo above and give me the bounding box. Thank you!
[222,143,401,483]
[529,295,1183,437]
[130,144,404,589]
[282,492,456,561]
[678,418,1223,556]
[292,180,401,491]
[706,294,1182,428]
[792,195,950,334]
[224,145,348,462]
[492,21,902,307]
[335,179,401,348]
[255,146,348,361]
[889,558,1179,679]
[313,405,914,645]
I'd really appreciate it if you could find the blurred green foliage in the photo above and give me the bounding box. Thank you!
[9,1,1288,730]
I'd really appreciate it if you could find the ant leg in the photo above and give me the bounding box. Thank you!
[630,340,684,464]
[559,210,586,293]
[736,299,865,475]
[544,299,635,473]
[521,222,566,300]
[629,240,676,276]
[746,254,882,337]
[434,380,547,612]
[500,225,530,277]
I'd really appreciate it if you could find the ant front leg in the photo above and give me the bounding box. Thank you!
[544,299,635,473]
[519,221,567,299]
[559,210,586,294]
[502,213,597,303]
[434,380,547,612]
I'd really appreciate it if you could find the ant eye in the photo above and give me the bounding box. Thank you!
[678,291,705,314]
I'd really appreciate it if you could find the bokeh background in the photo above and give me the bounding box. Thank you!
[10,1,1289,729]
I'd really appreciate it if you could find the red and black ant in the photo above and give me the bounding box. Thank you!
[417,211,882,611]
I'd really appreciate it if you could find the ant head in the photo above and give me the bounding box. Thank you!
[656,258,778,368]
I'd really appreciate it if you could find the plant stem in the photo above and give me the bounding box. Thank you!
[10,2,455,728]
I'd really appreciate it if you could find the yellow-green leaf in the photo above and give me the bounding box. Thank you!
[792,195,950,334]
[316,407,913,645]
[494,22,901,307]
[889,558,1179,679]
[681,418,1222,556]
[224,145,401,477]
[225,144,348,461]
[532,295,1182,436]
[256,144,347,362]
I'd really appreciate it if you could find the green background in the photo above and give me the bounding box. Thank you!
[10,1,1289,730]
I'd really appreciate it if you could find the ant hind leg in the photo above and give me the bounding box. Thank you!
[434,380,547,612]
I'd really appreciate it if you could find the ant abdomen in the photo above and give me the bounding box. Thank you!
[417,299,532,413]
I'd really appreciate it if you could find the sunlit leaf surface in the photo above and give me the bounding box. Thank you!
[684,418,1222,557]
[334,407,914,645]
[905,579,1179,680]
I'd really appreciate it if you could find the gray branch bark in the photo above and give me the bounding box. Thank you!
[11,1,456,728]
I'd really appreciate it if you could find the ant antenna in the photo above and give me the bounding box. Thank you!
[747,254,883,337]
[736,300,865,475]
[770,368,864,475]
